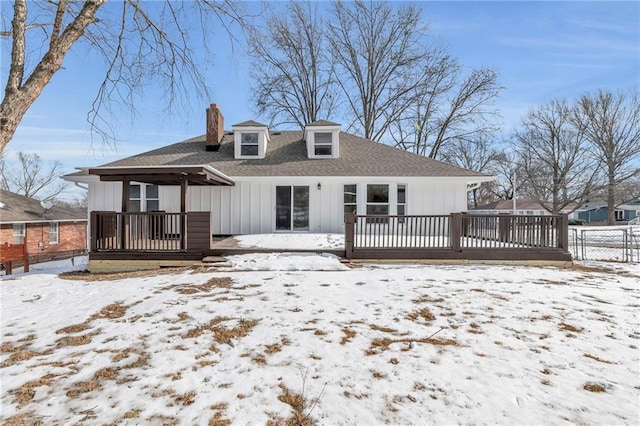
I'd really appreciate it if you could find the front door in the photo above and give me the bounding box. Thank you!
[276,185,309,231]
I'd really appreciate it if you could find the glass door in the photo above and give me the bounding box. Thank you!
[276,185,309,231]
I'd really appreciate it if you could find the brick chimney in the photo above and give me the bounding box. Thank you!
[206,103,224,151]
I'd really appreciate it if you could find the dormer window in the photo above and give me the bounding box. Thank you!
[304,120,341,159]
[232,120,269,159]
[241,133,259,156]
[314,133,333,156]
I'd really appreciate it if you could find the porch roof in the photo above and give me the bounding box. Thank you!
[88,165,235,186]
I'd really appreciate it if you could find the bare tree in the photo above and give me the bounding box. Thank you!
[439,137,504,207]
[326,0,428,141]
[573,89,640,225]
[514,99,600,214]
[248,2,337,128]
[0,0,246,154]
[0,151,69,200]
[391,63,502,160]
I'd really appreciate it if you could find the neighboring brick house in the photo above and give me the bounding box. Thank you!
[0,189,87,258]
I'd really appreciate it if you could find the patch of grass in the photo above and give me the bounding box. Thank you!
[412,295,445,304]
[340,328,356,345]
[56,333,96,347]
[368,336,458,353]
[175,390,197,406]
[265,343,282,354]
[559,323,582,333]
[370,324,397,333]
[171,277,232,294]
[185,317,259,345]
[89,302,129,321]
[209,412,232,426]
[1,349,52,367]
[583,382,606,393]
[583,353,614,364]
[66,380,102,398]
[407,308,435,322]
[273,383,314,426]
[13,374,54,406]
[60,267,188,281]
[123,409,141,419]
[3,411,44,426]
[94,367,118,380]
[56,323,91,334]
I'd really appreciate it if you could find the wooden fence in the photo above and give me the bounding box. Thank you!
[0,242,29,274]
[345,213,571,261]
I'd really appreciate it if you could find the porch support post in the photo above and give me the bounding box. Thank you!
[451,213,462,252]
[559,213,569,252]
[180,177,188,250]
[345,213,355,259]
[121,180,130,250]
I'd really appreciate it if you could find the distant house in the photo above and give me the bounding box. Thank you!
[470,199,581,220]
[577,199,640,223]
[0,189,87,257]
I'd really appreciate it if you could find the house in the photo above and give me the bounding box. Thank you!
[64,104,498,270]
[470,199,581,220]
[577,199,640,223]
[0,189,88,262]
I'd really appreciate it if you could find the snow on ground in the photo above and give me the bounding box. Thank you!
[1,253,639,425]
[235,233,344,250]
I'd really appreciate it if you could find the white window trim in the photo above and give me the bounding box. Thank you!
[49,222,59,244]
[129,183,160,212]
[304,125,340,159]
[233,125,269,159]
[343,184,358,221]
[13,223,25,244]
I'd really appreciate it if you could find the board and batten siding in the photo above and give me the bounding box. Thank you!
[88,177,470,235]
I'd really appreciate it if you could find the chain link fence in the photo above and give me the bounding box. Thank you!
[570,226,640,262]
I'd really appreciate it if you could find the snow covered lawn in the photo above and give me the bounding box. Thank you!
[1,255,639,424]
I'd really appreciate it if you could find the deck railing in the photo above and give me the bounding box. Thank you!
[345,212,570,261]
[91,211,186,252]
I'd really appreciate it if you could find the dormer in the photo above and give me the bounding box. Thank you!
[232,120,270,159]
[304,120,341,159]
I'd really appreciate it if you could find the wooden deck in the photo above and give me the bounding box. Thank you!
[88,211,572,272]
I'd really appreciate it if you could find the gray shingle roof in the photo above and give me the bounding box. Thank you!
[307,120,341,126]
[92,131,488,178]
[232,120,267,127]
[0,190,87,223]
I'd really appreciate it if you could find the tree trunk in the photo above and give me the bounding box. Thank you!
[607,169,616,225]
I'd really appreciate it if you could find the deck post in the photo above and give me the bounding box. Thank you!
[345,213,355,259]
[22,233,29,273]
[90,211,98,251]
[121,180,130,250]
[451,213,462,251]
[180,178,188,250]
[559,214,569,252]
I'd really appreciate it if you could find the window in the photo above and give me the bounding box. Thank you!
[13,224,25,244]
[615,210,624,221]
[314,133,333,156]
[397,184,406,223]
[49,222,59,244]
[129,183,159,212]
[240,132,259,156]
[367,184,389,223]
[129,184,141,212]
[146,184,159,211]
[344,184,357,219]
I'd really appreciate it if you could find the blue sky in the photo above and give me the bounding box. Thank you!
[2,1,638,201]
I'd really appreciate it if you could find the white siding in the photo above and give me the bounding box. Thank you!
[88,176,473,235]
